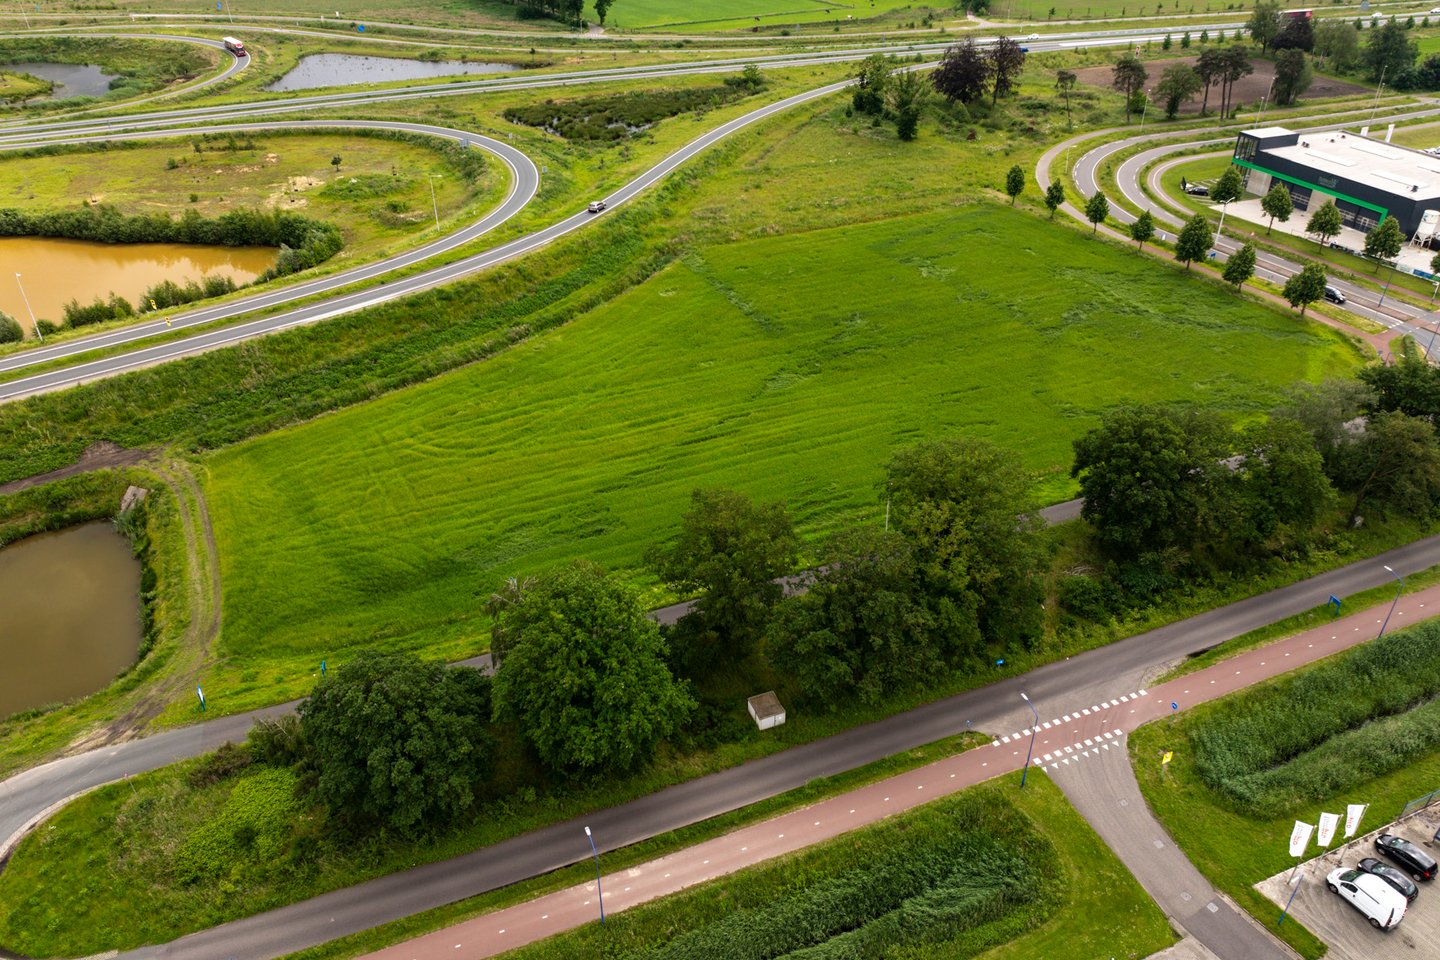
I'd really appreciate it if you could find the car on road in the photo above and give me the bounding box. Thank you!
[1185,184,1209,197]
[1360,857,1420,902]
[587,200,607,213]
[1376,834,1437,881]
[1024,32,1040,39]
[1323,285,1346,304]
[1329,867,1408,929]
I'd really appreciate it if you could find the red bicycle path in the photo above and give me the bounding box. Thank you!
[365,584,1440,960]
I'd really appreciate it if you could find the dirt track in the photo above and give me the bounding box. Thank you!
[0,441,154,495]
[1074,56,1371,116]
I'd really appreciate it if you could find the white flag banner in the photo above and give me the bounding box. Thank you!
[1289,821,1315,858]
[1318,812,1340,847]
[1345,804,1368,839]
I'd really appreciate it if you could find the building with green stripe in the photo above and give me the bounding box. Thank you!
[1233,126,1440,242]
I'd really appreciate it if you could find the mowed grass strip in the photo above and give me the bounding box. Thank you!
[203,204,1362,699]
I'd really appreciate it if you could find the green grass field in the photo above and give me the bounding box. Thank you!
[588,0,926,30]
[200,203,1362,705]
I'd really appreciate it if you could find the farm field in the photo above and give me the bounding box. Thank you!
[586,0,926,30]
[200,202,1362,708]
[1131,617,1440,959]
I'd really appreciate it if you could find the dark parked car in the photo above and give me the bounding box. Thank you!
[1376,834,1437,881]
[1324,285,1346,304]
[1361,857,1420,902]
[1185,184,1210,197]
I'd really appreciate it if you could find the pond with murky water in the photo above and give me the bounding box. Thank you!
[0,236,275,334]
[266,53,519,92]
[4,62,118,99]
[0,522,142,719]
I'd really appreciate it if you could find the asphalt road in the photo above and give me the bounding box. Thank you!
[4,532,1440,958]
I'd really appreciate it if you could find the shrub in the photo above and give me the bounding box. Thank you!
[502,85,751,141]
[185,741,253,788]
[246,714,308,767]
[0,311,22,343]
[173,766,300,884]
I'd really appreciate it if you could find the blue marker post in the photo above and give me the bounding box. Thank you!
[1328,595,1343,618]
[1171,701,1179,712]
[357,23,365,31]
[321,659,326,677]
[196,685,206,712]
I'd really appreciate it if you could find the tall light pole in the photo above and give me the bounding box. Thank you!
[14,273,40,343]
[1019,691,1040,788]
[1378,565,1404,639]
[1139,89,1151,132]
[584,825,605,923]
[428,174,441,230]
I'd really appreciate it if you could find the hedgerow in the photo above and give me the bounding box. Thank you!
[1191,619,1440,816]
[504,86,748,141]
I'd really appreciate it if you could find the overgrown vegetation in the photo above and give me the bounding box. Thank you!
[0,36,214,105]
[503,81,756,140]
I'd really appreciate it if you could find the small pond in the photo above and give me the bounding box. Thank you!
[0,236,275,334]
[265,53,519,92]
[4,62,118,100]
[0,522,142,720]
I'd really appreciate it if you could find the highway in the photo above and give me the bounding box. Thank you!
[0,25,1198,400]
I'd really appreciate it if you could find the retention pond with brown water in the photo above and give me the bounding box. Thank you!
[0,236,274,333]
[0,522,142,719]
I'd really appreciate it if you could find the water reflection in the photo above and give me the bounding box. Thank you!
[266,53,519,92]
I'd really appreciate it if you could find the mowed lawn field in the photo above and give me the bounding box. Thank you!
[203,204,1362,701]
[590,0,921,29]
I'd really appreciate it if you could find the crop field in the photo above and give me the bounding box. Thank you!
[586,0,925,30]
[1131,618,1440,958]
[199,202,1362,705]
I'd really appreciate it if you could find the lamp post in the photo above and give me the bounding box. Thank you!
[584,825,605,923]
[1377,257,1399,308]
[1425,315,1440,361]
[428,174,441,230]
[1019,691,1040,788]
[1139,89,1151,132]
[1378,565,1404,640]
[14,273,40,343]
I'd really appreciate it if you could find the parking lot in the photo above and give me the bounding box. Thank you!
[1256,813,1440,959]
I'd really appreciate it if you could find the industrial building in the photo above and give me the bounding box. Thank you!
[1233,125,1440,244]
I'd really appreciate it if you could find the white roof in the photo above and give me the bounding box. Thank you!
[1264,131,1440,204]
[1243,126,1296,139]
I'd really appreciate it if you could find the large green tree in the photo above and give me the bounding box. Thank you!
[1231,417,1336,551]
[1359,343,1440,421]
[1219,45,1254,118]
[1306,200,1343,248]
[1260,182,1293,234]
[1314,18,1360,70]
[1085,191,1110,233]
[1337,410,1440,523]
[765,527,935,705]
[889,69,926,141]
[1364,20,1419,83]
[1112,55,1149,121]
[1223,242,1257,288]
[1283,262,1328,315]
[648,488,799,674]
[1273,379,1376,482]
[1273,49,1314,105]
[885,437,1044,652]
[1364,216,1405,267]
[1210,165,1244,208]
[1055,68,1077,126]
[1195,47,1225,114]
[1247,0,1283,52]
[1155,63,1202,118]
[1005,164,1025,204]
[492,561,694,774]
[990,36,1027,105]
[1130,209,1155,250]
[1175,213,1213,269]
[1044,179,1065,219]
[852,53,890,114]
[1071,404,1233,556]
[298,651,493,833]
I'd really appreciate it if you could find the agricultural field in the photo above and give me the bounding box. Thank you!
[1131,617,1440,959]
[585,0,931,30]
[199,202,1362,711]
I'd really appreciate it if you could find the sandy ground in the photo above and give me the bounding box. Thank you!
[1074,57,1372,115]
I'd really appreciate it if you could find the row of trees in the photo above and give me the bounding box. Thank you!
[505,0,615,26]
[931,37,1028,107]
[1253,0,1433,88]
[851,55,928,141]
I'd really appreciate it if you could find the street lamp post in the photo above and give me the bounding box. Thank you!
[1378,565,1405,640]
[428,174,441,230]
[1139,90,1150,132]
[1377,258,1399,308]
[1019,692,1040,788]
[584,825,605,924]
[14,273,40,343]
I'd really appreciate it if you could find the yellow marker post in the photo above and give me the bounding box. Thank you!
[164,317,172,327]
[1161,751,1173,765]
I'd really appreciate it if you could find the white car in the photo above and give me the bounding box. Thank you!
[1328,867,1407,930]
[586,200,607,214]
[1024,32,1040,40]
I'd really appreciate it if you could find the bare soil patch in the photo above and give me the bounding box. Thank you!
[1073,57,1371,115]
[0,441,153,495]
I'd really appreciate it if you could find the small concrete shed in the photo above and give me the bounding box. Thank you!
[746,691,786,731]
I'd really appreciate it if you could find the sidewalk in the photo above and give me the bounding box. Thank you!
[364,584,1440,960]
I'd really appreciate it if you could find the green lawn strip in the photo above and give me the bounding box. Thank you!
[291,773,1172,960]
[0,731,982,956]
[1129,637,1440,960]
